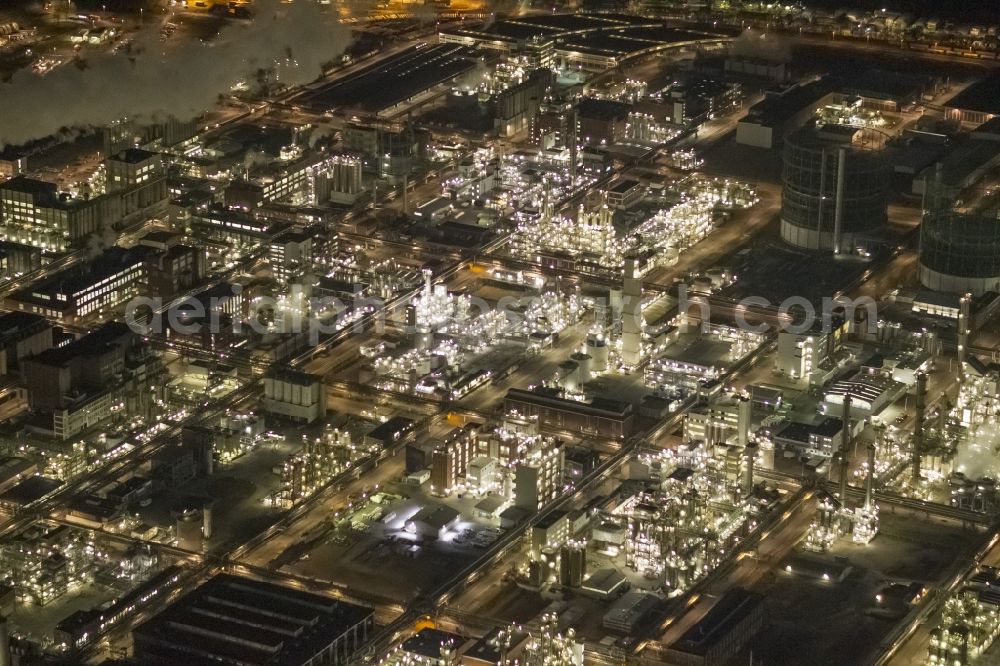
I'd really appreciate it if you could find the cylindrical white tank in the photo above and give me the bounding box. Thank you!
[586,333,609,373]
[558,360,579,393]
[571,352,592,384]
[416,325,433,351]
[203,504,214,540]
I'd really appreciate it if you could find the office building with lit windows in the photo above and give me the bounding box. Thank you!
[105,148,168,216]
[514,436,565,511]
[22,322,162,439]
[430,424,481,497]
[775,316,848,382]
[7,243,203,323]
[0,176,116,252]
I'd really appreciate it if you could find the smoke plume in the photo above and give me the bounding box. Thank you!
[729,28,791,63]
[0,0,350,147]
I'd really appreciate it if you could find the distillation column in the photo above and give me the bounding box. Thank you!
[864,442,876,510]
[958,292,971,379]
[743,440,757,497]
[620,254,642,366]
[838,395,852,500]
[912,371,927,484]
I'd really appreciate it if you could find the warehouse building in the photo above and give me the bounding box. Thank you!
[663,588,764,666]
[132,574,374,666]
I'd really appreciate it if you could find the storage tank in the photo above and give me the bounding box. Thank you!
[919,180,1000,295]
[586,333,610,373]
[540,547,559,585]
[570,352,593,384]
[415,325,433,351]
[559,544,586,588]
[203,503,214,540]
[175,506,204,551]
[780,124,889,252]
[558,360,580,393]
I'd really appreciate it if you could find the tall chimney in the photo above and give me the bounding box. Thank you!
[743,441,757,497]
[912,371,927,484]
[865,442,876,510]
[958,292,971,378]
[202,503,214,540]
[839,395,852,500]
[401,173,408,214]
[873,418,887,456]
[422,268,432,298]
[737,395,751,447]
[833,146,847,255]
[205,442,214,476]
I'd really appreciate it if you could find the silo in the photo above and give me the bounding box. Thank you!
[527,560,545,588]
[919,186,1000,296]
[540,547,559,585]
[558,360,580,393]
[203,502,214,540]
[559,543,586,588]
[586,333,610,373]
[570,352,593,384]
[780,125,889,252]
[175,507,204,552]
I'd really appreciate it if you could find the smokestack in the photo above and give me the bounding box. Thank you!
[839,395,852,500]
[865,442,876,510]
[422,268,432,298]
[873,418,886,450]
[912,371,927,484]
[620,254,642,366]
[833,147,847,255]
[958,292,971,378]
[743,441,757,497]
[569,107,578,189]
[737,395,751,447]
[203,503,213,540]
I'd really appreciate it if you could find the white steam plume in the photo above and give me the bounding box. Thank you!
[0,0,350,147]
[729,28,791,63]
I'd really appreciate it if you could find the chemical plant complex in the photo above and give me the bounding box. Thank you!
[1,0,1000,664]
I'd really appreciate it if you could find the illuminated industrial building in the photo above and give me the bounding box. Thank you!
[774,316,849,382]
[430,424,480,497]
[261,367,326,424]
[7,241,204,323]
[278,425,354,507]
[513,436,565,511]
[684,390,751,447]
[22,322,162,440]
[609,442,762,592]
[927,569,1000,666]
[0,176,115,252]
